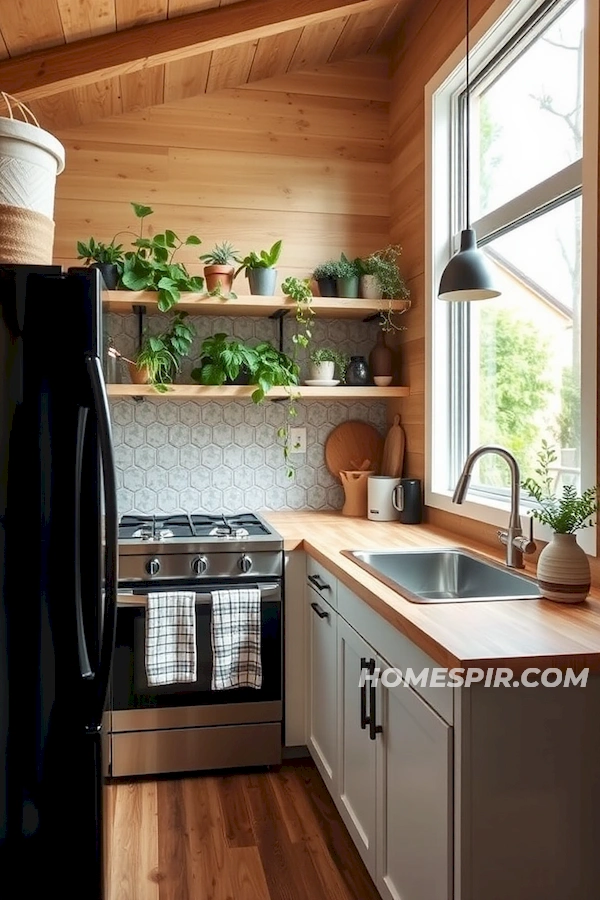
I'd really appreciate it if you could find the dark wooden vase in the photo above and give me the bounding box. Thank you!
[369,332,393,377]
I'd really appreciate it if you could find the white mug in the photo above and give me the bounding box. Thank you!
[367,476,401,521]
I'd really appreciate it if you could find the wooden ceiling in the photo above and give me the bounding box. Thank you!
[0,0,411,130]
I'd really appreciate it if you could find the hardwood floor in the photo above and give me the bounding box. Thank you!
[105,758,381,900]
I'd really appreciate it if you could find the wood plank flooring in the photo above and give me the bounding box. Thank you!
[105,758,381,900]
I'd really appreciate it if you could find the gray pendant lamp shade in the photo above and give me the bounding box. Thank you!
[438,228,501,301]
[438,0,500,302]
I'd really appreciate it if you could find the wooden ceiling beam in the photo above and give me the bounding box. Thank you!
[0,0,397,102]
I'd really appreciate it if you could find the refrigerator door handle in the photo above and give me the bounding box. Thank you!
[85,353,118,729]
[75,405,94,680]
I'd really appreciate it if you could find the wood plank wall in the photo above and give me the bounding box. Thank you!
[51,57,392,282]
[387,0,600,576]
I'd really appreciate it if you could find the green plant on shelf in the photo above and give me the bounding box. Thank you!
[199,240,240,266]
[281,276,314,350]
[521,441,600,534]
[120,203,204,312]
[133,311,196,393]
[309,347,350,382]
[235,240,283,276]
[359,244,410,333]
[77,236,126,269]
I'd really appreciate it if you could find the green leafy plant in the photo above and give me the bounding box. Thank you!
[281,276,314,350]
[199,241,240,266]
[192,334,257,386]
[312,260,338,280]
[120,203,204,312]
[309,347,349,380]
[360,245,410,333]
[77,236,125,268]
[330,252,360,279]
[235,240,283,276]
[521,441,599,533]
[130,312,196,393]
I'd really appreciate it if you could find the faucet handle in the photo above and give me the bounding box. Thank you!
[513,517,536,555]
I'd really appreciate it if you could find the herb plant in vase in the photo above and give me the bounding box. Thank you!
[522,442,599,603]
[199,240,239,294]
[308,348,348,383]
[332,253,360,298]
[235,240,282,296]
[119,312,196,392]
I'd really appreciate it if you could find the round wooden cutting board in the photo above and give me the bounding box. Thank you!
[325,420,384,481]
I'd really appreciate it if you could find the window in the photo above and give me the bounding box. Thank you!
[427,0,597,548]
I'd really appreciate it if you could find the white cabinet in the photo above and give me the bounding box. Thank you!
[336,617,378,874]
[284,550,307,746]
[306,585,338,792]
[376,656,452,900]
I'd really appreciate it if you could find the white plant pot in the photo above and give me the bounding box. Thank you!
[0,117,65,218]
[309,360,335,381]
[536,532,591,604]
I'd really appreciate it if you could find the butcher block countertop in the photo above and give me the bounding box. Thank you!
[263,510,600,674]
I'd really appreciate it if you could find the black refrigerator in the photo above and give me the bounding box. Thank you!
[0,265,117,897]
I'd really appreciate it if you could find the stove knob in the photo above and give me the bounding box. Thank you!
[146,558,161,576]
[239,554,253,573]
[192,555,208,576]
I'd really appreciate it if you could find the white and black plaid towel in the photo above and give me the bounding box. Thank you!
[210,588,262,690]
[145,591,197,686]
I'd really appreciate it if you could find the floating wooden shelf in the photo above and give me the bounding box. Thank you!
[103,291,411,320]
[107,384,410,400]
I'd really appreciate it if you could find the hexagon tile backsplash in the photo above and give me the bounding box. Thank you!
[110,398,388,515]
[107,311,390,516]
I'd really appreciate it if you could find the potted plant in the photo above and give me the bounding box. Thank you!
[308,348,349,383]
[120,203,204,311]
[331,253,360,298]
[522,441,599,603]
[76,236,125,289]
[235,239,282,296]
[199,240,240,294]
[312,260,338,297]
[191,333,258,386]
[116,312,196,392]
[360,245,411,332]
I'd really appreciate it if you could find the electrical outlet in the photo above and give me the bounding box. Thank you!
[289,427,307,454]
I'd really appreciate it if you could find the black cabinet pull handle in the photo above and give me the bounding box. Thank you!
[308,574,331,591]
[310,601,330,620]
[369,658,382,741]
[360,657,370,730]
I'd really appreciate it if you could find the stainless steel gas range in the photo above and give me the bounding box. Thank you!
[107,512,284,778]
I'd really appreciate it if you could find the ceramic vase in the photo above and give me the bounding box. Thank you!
[359,274,383,300]
[336,275,359,298]
[316,276,336,297]
[536,533,591,603]
[309,360,335,381]
[369,332,393,377]
[204,265,234,293]
[92,262,119,290]
[247,267,277,296]
[345,356,370,386]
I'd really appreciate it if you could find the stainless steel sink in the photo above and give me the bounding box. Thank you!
[342,548,542,603]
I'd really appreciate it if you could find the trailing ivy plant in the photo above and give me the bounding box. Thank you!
[120,203,204,312]
[281,276,314,350]
[132,312,196,393]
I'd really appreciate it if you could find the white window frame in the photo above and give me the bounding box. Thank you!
[425,0,598,554]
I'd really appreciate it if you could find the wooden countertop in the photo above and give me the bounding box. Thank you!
[262,510,600,674]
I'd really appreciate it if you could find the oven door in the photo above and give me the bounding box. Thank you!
[110,580,282,731]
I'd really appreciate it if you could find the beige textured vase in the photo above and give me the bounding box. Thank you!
[536,533,591,603]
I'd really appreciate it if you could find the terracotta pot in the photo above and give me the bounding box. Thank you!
[536,533,591,603]
[127,361,150,385]
[369,331,393,377]
[204,264,234,293]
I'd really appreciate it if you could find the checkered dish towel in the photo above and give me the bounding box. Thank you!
[145,592,197,686]
[210,588,262,690]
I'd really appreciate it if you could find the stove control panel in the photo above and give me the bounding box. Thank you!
[118,550,283,582]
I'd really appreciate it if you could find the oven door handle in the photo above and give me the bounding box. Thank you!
[117,583,281,606]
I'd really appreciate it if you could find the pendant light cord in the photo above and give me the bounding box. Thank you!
[465,0,471,229]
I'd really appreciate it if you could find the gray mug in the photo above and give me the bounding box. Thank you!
[392,478,422,524]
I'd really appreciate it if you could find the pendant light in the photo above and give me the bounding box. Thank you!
[438,0,501,301]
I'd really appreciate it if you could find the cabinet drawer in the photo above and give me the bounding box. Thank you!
[307,555,337,608]
[337,582,453,724]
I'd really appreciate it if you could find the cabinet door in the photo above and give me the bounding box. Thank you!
[377,658,452,900]
[336,617,377,875]
[307,586,338,792]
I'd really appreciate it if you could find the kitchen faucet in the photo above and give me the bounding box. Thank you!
[452,444,536,569]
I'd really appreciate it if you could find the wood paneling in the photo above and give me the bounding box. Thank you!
[53,65,390,277]
[0,0,65,55]
[104,761,380,900]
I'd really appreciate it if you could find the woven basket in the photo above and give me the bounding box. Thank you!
[0,93,64,264]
